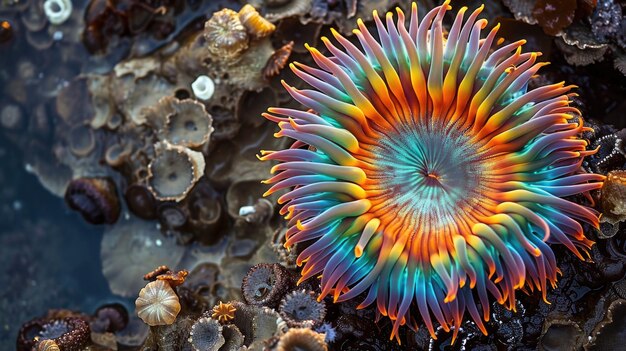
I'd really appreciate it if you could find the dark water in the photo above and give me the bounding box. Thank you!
[0,135,125,348]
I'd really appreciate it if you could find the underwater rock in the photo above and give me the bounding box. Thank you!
[101,218,185,297]
[64,177,121,225]
[587,299,626,350]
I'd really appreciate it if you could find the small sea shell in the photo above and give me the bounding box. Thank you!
[37,339,60,351]
[135,280,181,326]
[238,4,276,39]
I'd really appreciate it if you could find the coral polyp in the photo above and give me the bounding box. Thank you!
[260,1,605,342]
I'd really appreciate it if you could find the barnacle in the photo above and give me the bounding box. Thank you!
[211,301,237,323]
[279,289,326,328]
[275,328,328,351]
[205,9,249,60]
[136,280,181,326]
[188,317,225,351]
[242,263,294,307]
[260,1,605,342]
[147,141,206,202]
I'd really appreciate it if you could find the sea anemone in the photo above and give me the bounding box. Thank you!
[260,1,605,342]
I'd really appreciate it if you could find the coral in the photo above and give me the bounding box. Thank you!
[17,317,90,351]
[43,0,73,25]
[64,177,121,225]
[188,317,225,351]
[144,265,173,281]
[191,75,215,101]
[242,263,294,307]
[136,279,181,326]
[238,4,276,39]
[591,0,623,43]
[279,289,326,328]
[212,301,237,323]
[264,41,294,79]
[275,328,328,351]
[261,1,605,342]
[147,141,206,202]
[156,269,189,287]
[205,9,249,60]
[600,171,626,224]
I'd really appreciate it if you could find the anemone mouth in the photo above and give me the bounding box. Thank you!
[370,123,486,232]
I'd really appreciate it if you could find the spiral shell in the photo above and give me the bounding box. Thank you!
[238,4,275,39]
[36,340,60,351]
[135,280,181,326]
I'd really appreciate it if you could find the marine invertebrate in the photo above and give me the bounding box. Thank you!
[212,301,237,323]
[264,41,294,79]
[275,328,328,351]
[191,75,215,101]
[238,4,276,39]
[600,171,626,224]
[136,279,181,326]
[204,9,249,60]
[279,289,326,328]
[43,0,73,25]
[242,263,294,307]
[17,317,91,351]
[147,141,206,202]
[36,339,60,351]
[261,1,605,342]
[188,317,225,351]
[93,303,129,333]
[160,98,213,149]
[64,177,121,224]
[156,269,189,287]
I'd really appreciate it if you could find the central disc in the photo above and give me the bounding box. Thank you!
[369,124,486,231]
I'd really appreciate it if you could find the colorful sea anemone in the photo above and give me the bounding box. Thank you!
[260,1,605,342]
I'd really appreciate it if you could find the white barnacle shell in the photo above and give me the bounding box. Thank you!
[135,279,181,326]
[43,0,73,25]
[191,75,215,101]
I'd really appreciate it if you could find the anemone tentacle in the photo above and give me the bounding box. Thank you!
[260,1,604,343]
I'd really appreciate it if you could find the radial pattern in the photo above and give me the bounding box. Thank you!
[260,1,604,342]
